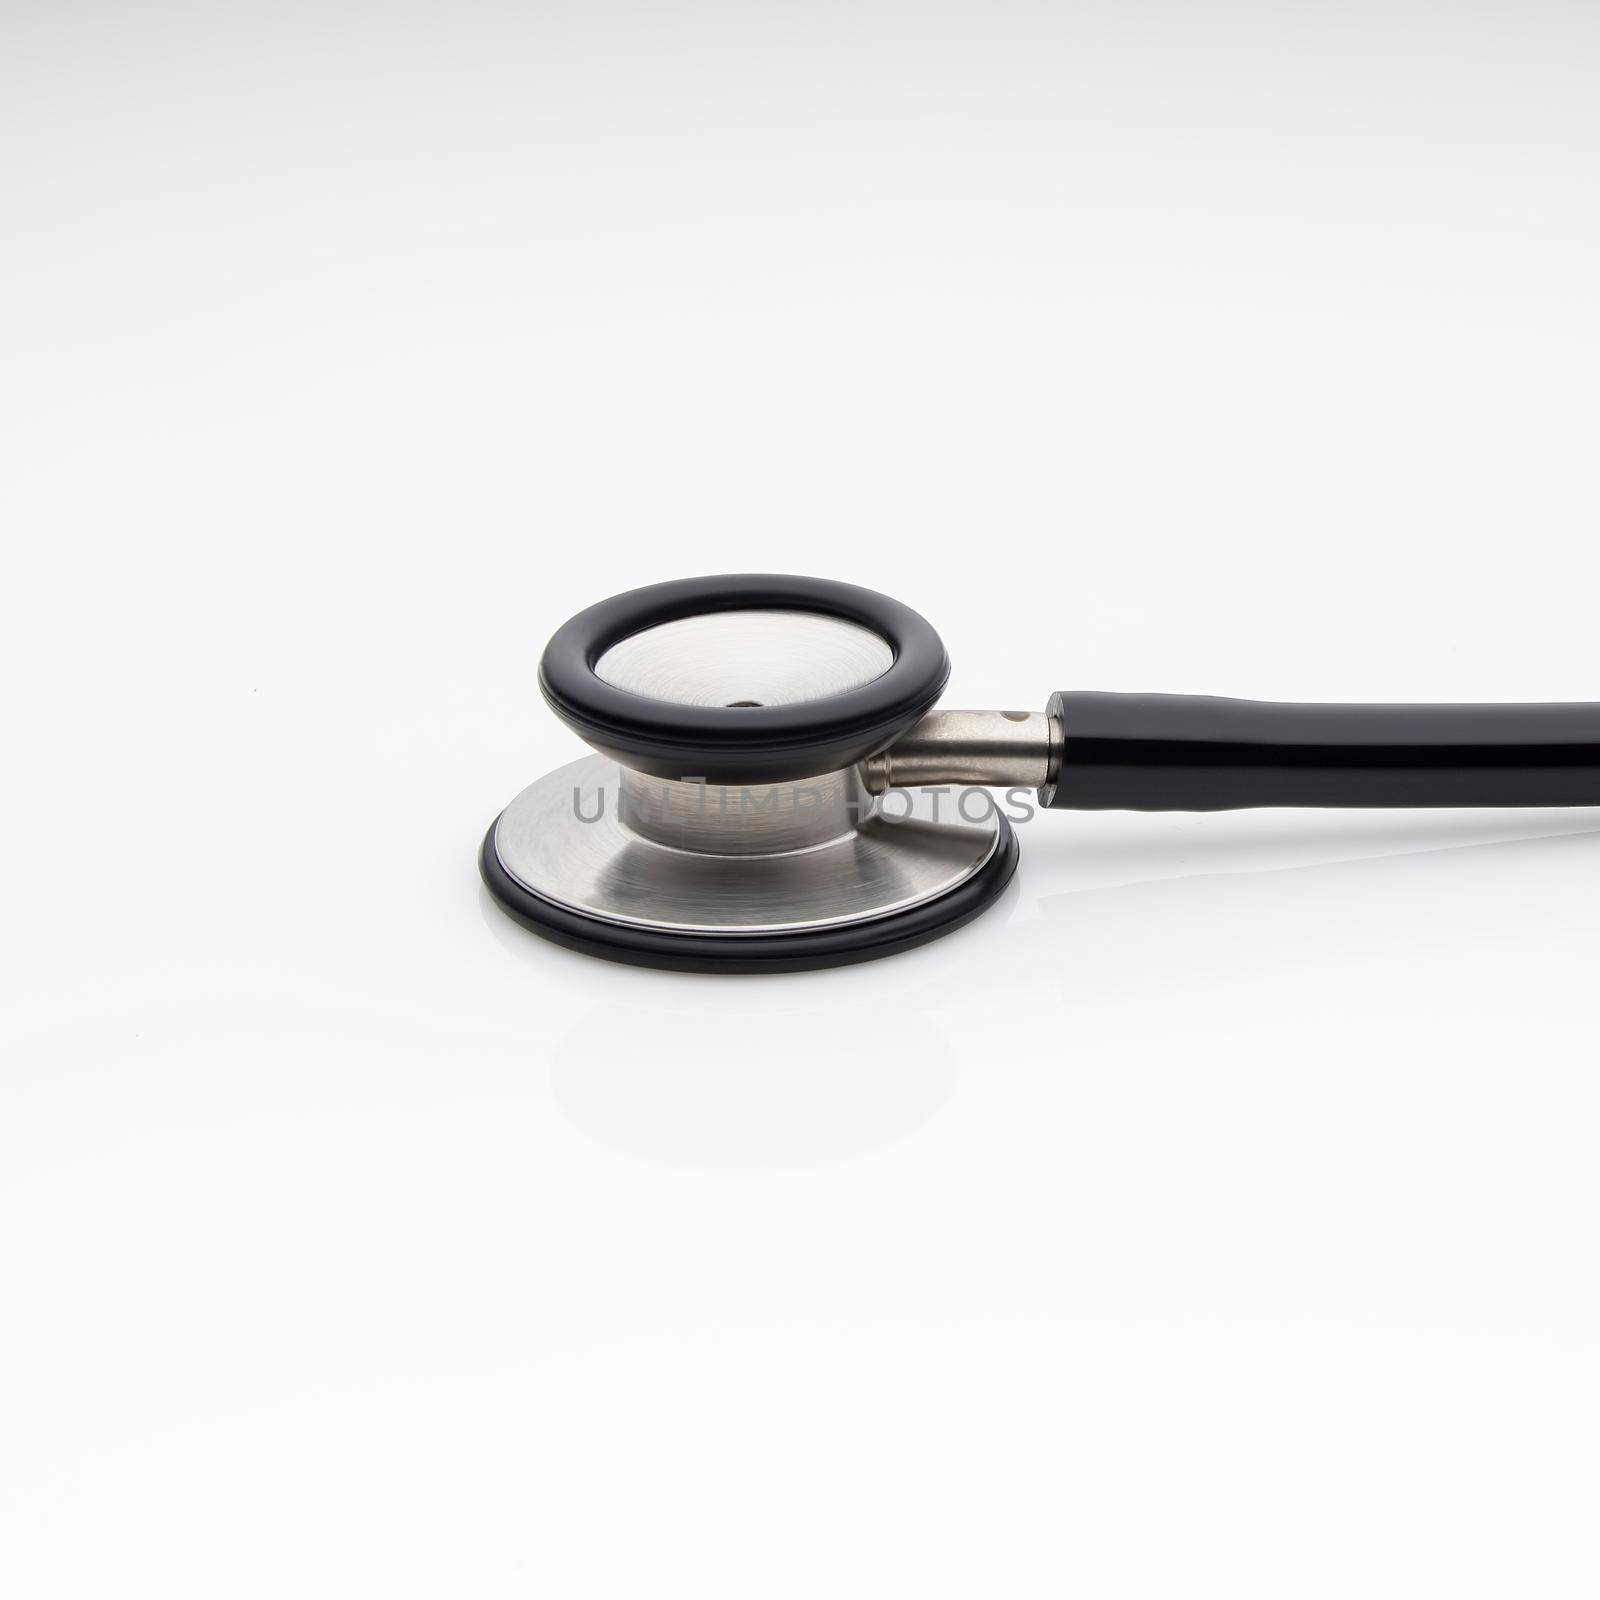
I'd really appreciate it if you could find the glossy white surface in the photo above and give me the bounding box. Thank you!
[5,6,1600,1596]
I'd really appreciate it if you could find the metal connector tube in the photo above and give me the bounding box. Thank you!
[861,710,1060,793]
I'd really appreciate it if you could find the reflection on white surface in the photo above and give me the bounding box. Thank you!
[478,882,983,1167]
[548,1002,956,1169]
[993,809,1600,1004]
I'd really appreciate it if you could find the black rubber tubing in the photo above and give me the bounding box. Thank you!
[1045,691,1600,810]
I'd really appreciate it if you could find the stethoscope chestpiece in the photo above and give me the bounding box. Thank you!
[482,573,1019,973]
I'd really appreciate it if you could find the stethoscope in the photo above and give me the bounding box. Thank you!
[481,573,1600,972]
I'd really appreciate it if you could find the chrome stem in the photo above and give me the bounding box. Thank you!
[861,709,1062,794]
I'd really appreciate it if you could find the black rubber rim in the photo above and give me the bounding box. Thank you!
[479,811,1018,974]
[537,574,950,784]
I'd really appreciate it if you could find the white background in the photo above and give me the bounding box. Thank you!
[5,4,1600,1594]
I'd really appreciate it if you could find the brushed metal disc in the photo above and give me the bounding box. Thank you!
[493,756,1001,935]
[594,611,893,708]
